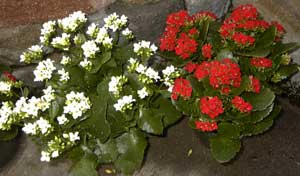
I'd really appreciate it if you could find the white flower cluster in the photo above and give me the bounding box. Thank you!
[60,55,71,65]
[0,102,14,130]
[133,40,158,58]
[57,114,68,125]
[40,21,56,45]
[161,65,181,92]
[104,13,128,32]
[51,33,71,51]
[122,28,134,39]
[86,23,99,38]
[63,91,91,119]
[79,58,93,71]
[57,68,70,83]
[0,81,12,95]
[113,95,136,112]
[22,117,52,135]
[81,40,100,58]
[108,76,128,97]
[58,11,87,33]
[33,59,56,82]
[128,58,160,84]
[137,87,149,99]
[94,27,113,49]
[20,45,43,63]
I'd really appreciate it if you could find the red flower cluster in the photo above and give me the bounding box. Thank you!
[201,43,213,59]
[192,11,217,21]
[184,62,197,73]
[160,26,179,51]
[3,71,16,82]
[226,4,258,23]
[171,78,193,100]
[249,75,261,93]
[194,59,242,89]
[271,21,285,39]
[231,32,255,46]
[250,57,273,68]
[175,33,198,59]
[231,96,253,113]
[166,10,190,28]
[236,20,270,30]
[195,121,218,132]
[200,96,224,119]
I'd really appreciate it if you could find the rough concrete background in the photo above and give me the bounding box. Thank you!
[0,0,300,176]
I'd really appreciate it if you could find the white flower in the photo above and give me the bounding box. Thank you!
[136,64,146,73]
[60,56,71,65]
[57,114,68,125]
[20,45,43,63]
[36,118,52,134]
[79,58,92,70]
[113,95,136,112]
[58,11,87,33]
[58,68,70,82]
[137,87,149,99]
[162,65,175,77]
[41,21,56,36]
[145,67,160,82]
[104,13,127,32]
[86,23,99,38]
[41,151,51,162]
[29,45,43,53]
[51,33,71,50]
[51,150,59,158]
[68,132,80,142]
[108,76,127,97]
[42,86,55,103]
[13,97,27,114]
[122,28,132,36]
[22,122,38,135]
[95,27,109,43]
[33,59,56,82]
[63,91,91,119]
[133,40,157,57]
[150,44,158,52]
[102,37,113,49]
[0,102,13,130]
[0,81,11,93]
[23,96,41,116]
[81,40,99,58]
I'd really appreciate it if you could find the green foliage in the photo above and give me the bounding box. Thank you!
[0,127,18,141]
[138,108,164,135]
[69,154,98,176]
[242,88,275,111]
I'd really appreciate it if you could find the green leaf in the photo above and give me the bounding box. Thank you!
[237,47,270,57]
[0,127,18,141]
[80,95,111,143]
[242,88,275,111]
[217,122,240,139]
[49,99,61,119]
[273,64,299,82]
[241,103,274,124]
[65,66,86,88]
[199,20,210,43]
[210,135,241,163]
[241,105,281,136]
[138,108,164,135]
[90,51,112,73]
[171,98,200,116]
[67,146,85,162]
[187,76,205,97]
[271,42,299,57]
[153,96,182,127]
[69,155,98,176]
[256,26,276,47]
[95,139,119,163]
[115,129,148,175]
[216,49,234,60]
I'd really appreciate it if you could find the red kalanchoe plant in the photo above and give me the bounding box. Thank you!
[200,96,224,119]
[160,4,299,163]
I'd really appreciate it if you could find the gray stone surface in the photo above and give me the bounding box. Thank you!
[0,135,70,176]
[185,0,232,18]
[12,65,43,88]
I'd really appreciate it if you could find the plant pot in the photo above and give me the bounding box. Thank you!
[0,133,21,169]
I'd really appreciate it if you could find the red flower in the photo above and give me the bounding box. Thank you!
[3,71,16,82]
[220,23,236,38]
[250,57,273,68]
[166,10,190,28]
[194,61,211,80]
[232,32,255,46]
[184,62,197,73]
[195,121,218,132]
[231,96,253,113]
[175,33,198,59]
[159,26,179,51]
[171,78,193,100]
[192,11,217,21]
[188,28,199,36]
[221,87,231,95]
[236,20,270,30]
[201,43,213,59]
[271,21,285,34]
[249,75,261,93]
[228,4,258,23]
[200,96,224,119]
